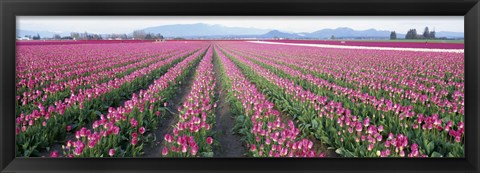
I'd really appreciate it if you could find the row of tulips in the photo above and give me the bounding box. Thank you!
[225,42,463,115]
[225,46,465,145]
[215,46,325,157]
[265,40,465,49]
[59,46,209,157]
[16,43,172,92]
[217,44,463,157]
[249,42,464,90]
[16,43,135,73]
[224,42,464,117]
[161,47,216,157]
[226,45,465,157]
[15,43,206,156]
[16,48,191,116]
[246,48,465,118]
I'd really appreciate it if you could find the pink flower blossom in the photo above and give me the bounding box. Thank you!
[109,149,115,157]
[206,137,213,145]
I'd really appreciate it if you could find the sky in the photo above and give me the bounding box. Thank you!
[17,16,464,34]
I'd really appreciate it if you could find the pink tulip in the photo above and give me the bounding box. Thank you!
[50,151,59,157]
[355,123,363,132]
[378,125,384,132]
[109,149,115,157]
[162,147,169,156]
[206,137,213,145]
[250,145,257,152]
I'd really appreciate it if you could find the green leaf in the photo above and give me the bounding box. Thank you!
[311,120,319,129]
[320,136,329,143]
[431,152,443,157]
[427,141,435,154]
[329,127,337,133]
[201,152,214,157]
[335,148,344,155]
[343,149,356,157]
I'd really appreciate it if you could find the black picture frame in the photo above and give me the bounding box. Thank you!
[1,0,479,172]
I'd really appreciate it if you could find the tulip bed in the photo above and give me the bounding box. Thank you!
[61,46,208,157]
[215,46,325,157]
[162,47,216,157]
[16,40,464,158]
[216,41,464,157]
[16,42,209,156]
[265,40,464,49]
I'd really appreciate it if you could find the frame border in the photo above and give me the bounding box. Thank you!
[1,0,479,173]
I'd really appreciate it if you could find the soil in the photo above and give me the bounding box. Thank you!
[141,62,198,157]
[212,55,246,157]
[37,133,76,157]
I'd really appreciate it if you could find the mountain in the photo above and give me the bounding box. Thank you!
[18,24,464,39]
[436,31,464,38]
[140,24,410,39]
[258,30,304,39]
[305,27,406,39]
[141,23,271,37]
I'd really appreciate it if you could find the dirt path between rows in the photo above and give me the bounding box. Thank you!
[212,51,246,157]
[141,61,200,157]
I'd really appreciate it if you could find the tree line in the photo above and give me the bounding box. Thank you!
[69,30,164,40]
[390,27,436,40]
[21,30,164,40]
[21,34,42,40]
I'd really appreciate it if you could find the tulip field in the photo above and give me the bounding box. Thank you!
[16,40,464,158]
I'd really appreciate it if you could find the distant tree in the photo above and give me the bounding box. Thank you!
[405,29,417,39]
[121,34,128,40]
[330,35,335,40]
[32,34,41,40]
[405,30,411,39]
[145,33,153,40]
[390,31,397,40]
[155,33,164,40]
[53,34,62,40]
[133,30,146,40]
[70,32,80,40]
[423,27,430,39]
[83,32,89,40]
[429,30,436,39]
[61,36,73,40]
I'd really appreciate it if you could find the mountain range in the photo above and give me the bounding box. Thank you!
[17,23,464,39]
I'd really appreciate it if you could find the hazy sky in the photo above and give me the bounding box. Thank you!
[17,16,464,34]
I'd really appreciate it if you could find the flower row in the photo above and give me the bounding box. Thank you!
[216,47,324,157]
[60,46,209,157]
[162,47,216,157]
